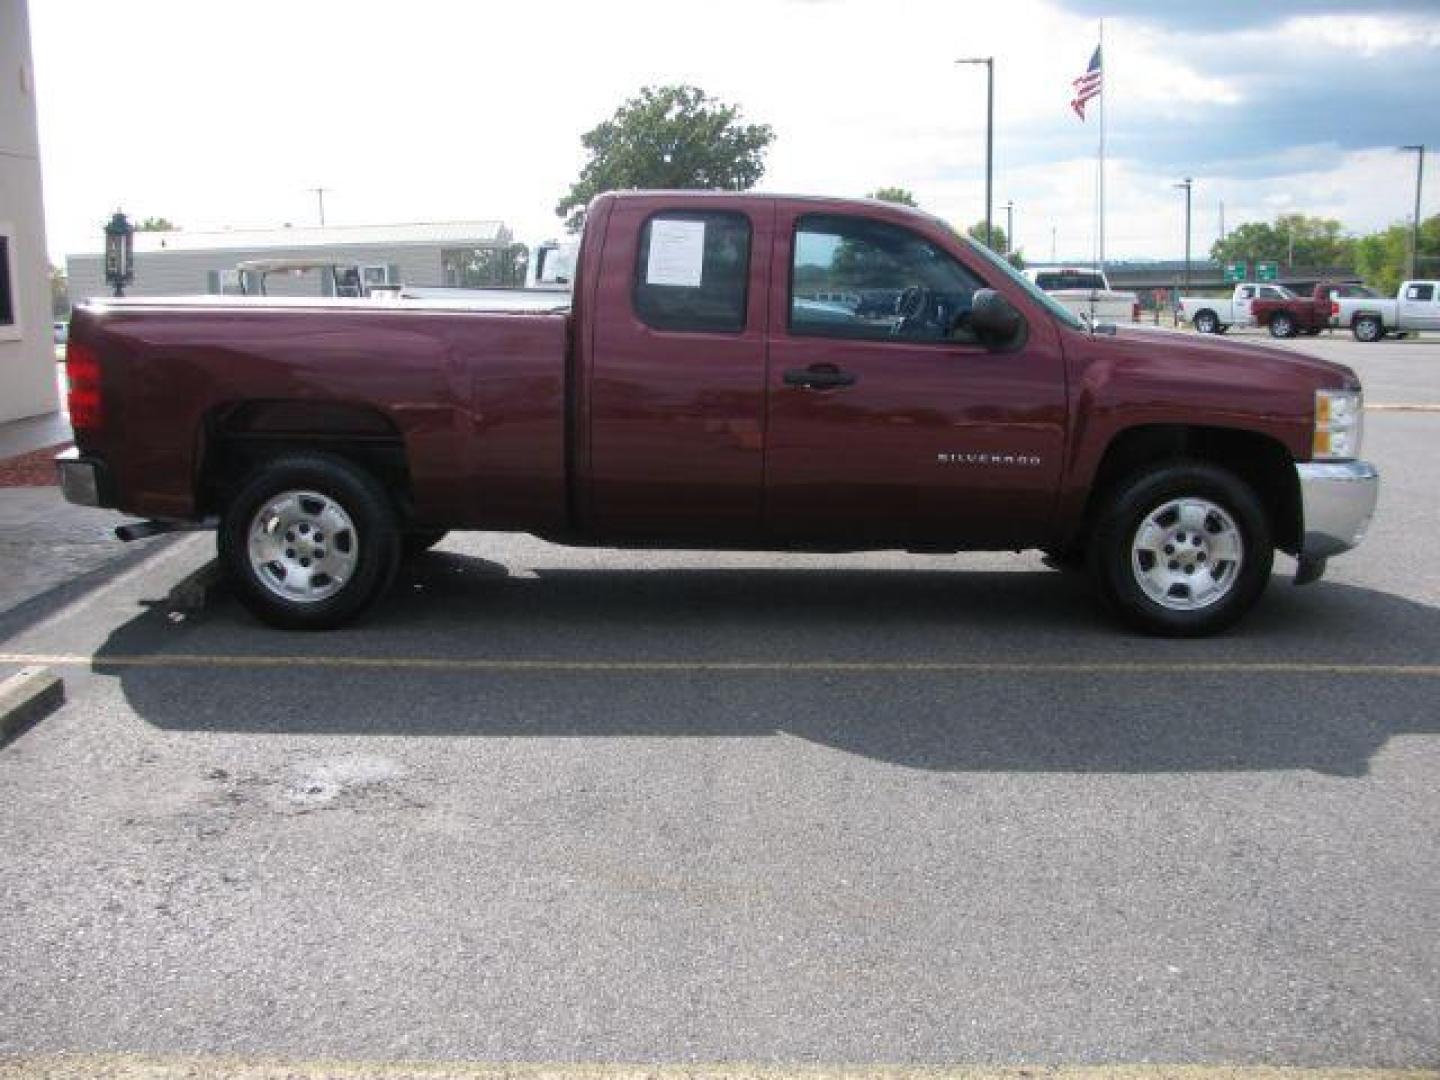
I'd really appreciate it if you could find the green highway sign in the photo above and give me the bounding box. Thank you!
[1256,261,1280,282]
[1224,261,1247,283]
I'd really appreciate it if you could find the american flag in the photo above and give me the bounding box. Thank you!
[1071,44,1103,120]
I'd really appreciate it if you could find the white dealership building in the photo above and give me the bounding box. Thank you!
[0,0,58,425]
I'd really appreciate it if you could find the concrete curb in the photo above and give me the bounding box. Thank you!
[0,666,64,745]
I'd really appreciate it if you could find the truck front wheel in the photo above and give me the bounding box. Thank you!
[1088,461,1273,637]
[219,452,401,630]
[1269,312,1296,338]
[1353,315,1383,343]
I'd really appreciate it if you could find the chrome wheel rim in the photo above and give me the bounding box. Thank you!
[1130,497,1244,611]
[247,490,358,603]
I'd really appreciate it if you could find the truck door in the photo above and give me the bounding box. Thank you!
[1233,285,1257,325]
[1401,282,1439,329]
[584,199,773,542]
[762,209,1066,548]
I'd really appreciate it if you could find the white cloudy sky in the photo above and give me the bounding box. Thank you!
[29,0,1440,265]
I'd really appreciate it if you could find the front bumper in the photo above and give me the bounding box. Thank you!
[1296,460,1379,558]
[55,447,113,509]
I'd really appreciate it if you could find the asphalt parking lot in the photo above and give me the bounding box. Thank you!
[0,333,1436,1072]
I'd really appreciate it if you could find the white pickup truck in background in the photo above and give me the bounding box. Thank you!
[1022,267,1139,324]
[1179,283,1295,334]
[1334,280,1440,341]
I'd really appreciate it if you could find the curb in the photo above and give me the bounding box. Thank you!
[0,666,64,745]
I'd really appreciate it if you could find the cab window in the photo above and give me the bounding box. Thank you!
[789,214,985,343]
[1406,283,1435,301]
[633,211,751,333]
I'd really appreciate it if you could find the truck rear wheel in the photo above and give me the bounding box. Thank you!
[1192,310,1219,334]
[219,452,401,630]
[1353,315,1383,342]
[1269,312,1296,338]
[1088,461,1273,637]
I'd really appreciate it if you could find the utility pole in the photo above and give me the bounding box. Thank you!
[1051,225,1057,263]
[1218,199,1225,244]
[308,186,330,227]
[1401,145,1426,280]
[956,58,994,249]
[1004,200,1014,255]
[1174,177,1193,290]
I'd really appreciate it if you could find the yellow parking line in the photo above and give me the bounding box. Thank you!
[2,652,1439,677]
[0,1058,1432,1080]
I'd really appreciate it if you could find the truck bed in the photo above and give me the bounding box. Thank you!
[68,296,572,530]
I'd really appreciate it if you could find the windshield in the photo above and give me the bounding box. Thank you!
[954,230,1085,330]
[1034,270,1107,291]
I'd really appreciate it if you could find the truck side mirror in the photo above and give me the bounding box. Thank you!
[968,288,1022,344]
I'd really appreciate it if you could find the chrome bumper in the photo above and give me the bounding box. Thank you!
[1296,460,1379,558]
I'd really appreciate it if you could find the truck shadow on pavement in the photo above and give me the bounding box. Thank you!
[91,551,1440,776]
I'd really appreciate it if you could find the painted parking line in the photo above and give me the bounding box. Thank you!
[1367,403,1440,412]
[0,1059,1432,1080]
[2,651,1439,678]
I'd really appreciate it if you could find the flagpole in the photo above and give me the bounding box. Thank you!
[1098,18,1106,274]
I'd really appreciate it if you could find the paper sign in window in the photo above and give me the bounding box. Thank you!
[646,220,706,287]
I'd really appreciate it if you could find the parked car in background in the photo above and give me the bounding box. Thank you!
[1334,280,1440,341]
[1022,266,1139,324]
[1250,282,1378,339]
[1180,283,1296,334]
[59,191,1378,637]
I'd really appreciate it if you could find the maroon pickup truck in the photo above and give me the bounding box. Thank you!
[1252,282,1380,338]
[58,192,1379,636]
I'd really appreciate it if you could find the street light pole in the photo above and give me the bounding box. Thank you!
[308,186,330,227]
[1174,178,1193,290]
[1004,200,1014,255]
[1401,145,1426,280]
[956,57,994,250]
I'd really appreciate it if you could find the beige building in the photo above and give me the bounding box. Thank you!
[0,0,58,425]
[67,220,517,302]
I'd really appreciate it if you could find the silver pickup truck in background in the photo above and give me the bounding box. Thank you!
[1334,280,1440,341]
[1022,266,1139,325]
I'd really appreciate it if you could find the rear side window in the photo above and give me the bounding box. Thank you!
[633,211,751,333]
[1406,283,1435,301]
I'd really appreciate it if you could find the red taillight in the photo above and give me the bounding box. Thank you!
[1331,301,1340,317]
[65,343,103,430]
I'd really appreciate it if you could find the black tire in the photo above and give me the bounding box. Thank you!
[1269,312,1295,338]
[402,529,448,558]
[1087,460,1273,637]
[219,452,401,630]
[1193,309,1219,334]
[1353,314,1383,343]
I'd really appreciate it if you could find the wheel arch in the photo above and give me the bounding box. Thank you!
[1080,424,1301,555]
[196,399,415,521]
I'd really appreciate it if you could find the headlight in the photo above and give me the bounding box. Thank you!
[1313,389,1363,460]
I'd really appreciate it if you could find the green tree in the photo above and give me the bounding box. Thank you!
[1209,214,1352,269]
[1356,214,1440,291]
[965,220,1024,268]
[556,85,774,232]
[867,187,918,207]
[138,217,176,232]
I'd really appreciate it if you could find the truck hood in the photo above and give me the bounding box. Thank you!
[1110,325,1359,391]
